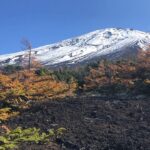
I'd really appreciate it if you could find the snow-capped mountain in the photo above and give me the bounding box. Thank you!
[0,28,150,67]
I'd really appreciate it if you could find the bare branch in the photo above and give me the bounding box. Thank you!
[21,38,32,71]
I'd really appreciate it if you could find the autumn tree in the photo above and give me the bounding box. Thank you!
[133,50,150,95]
[0,70,77,101]
[84,60,121,94]
[83,49,150,95]
[0,74,24,100]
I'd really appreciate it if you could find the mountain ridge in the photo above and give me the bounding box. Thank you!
[0,28,150,67]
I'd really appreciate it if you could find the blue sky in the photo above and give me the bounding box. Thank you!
[0,0,150,54]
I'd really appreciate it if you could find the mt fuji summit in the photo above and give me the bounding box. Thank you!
[0,28,150,67]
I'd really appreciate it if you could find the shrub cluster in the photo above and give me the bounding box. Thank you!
[0,70,77,101]
[83,50,150,96]
[0,127,66,150]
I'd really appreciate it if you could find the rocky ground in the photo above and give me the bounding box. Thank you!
[4,96,150,150]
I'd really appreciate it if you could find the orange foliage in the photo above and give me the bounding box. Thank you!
[0,74,24,99]
[0,70,77,101]
[84,50,150,93]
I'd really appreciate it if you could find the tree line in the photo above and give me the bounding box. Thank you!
[0,49,149,102]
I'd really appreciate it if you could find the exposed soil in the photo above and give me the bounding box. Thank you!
[4,96,150,150]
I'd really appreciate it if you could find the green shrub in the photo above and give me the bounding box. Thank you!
[53,69,74,83]
[35,68,51,76]
[0,127,66,150]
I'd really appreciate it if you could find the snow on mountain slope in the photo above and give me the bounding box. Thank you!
[0,28,150,67]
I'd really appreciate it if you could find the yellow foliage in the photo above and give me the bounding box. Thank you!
[0,108,19,121]
[0,74,24,99]
[0,70,77,101]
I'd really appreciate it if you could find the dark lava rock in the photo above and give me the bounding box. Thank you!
[5,96,150,150]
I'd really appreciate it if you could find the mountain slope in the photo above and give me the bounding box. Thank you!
[0,28,150,67]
